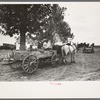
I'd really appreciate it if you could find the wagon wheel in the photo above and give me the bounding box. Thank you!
[51,54,60,67]
[8,57,22,69]
[9,61,22,69]
[22,55,38,74]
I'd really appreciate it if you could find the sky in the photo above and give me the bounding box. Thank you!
[61,2,100,45]
[0,2,100,45]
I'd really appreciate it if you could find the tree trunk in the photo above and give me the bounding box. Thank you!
[20,29,26,50]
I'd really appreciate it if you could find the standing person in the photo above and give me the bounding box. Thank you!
[63,37,72,45]
[67,37,72,45]
[15,36,20,50]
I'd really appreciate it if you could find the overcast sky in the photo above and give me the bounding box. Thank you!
[0,2,100,45]
[61,2,100,45]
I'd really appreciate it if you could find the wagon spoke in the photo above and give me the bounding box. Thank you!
[25,58,28,61]
[33,60,37,64]
[23,63,28,66]
[33,63,38,67]
[26,67,30,73]
[29,67,34,73]
[24,66,29,70]
[28,68,31,73]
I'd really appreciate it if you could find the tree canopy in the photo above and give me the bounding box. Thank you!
[0,4,72,50]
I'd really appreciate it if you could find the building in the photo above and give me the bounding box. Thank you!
[3,43,16,50]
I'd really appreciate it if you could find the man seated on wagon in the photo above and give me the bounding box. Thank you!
[42,39,52,50]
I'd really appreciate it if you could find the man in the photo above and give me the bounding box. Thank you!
[43,41,48,50]
[43,39,52,50]
[66,37,73,45]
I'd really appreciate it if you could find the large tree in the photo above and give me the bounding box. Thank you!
[0,4,72,50]
[0,4,53,50]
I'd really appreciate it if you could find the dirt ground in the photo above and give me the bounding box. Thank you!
[0,47,100,81]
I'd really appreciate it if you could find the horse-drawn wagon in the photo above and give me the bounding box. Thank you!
[8,49,61,74]
[83,46,94,53]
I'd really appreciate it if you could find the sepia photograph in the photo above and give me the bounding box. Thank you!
[1,1,100,98]
[0,2,100,82]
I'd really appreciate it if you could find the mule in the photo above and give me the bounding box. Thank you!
[61,42,77,64]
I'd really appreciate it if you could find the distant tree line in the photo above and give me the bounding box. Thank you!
[77,42,95,50]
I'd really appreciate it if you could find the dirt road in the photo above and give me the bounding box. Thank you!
[0,47,100,81]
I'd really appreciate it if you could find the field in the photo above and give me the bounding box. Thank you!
[0,47,100,81]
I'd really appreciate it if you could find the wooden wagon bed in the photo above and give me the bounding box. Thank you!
[8,49,60,74]
[11,50,56,60]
